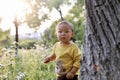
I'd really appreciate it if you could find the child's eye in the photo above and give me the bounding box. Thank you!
[65,31,69,33]
[58,31,62,33]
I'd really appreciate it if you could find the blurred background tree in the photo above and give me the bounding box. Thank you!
[0,0,85,49]
[23,0,71,28]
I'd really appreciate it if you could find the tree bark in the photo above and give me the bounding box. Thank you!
[80,0,120,80]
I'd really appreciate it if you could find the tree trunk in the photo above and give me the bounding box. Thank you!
[80,0,120,80]
[14,17,19,56]
[56,7,64,21]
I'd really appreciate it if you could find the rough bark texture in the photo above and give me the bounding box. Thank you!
[80,0,120,80]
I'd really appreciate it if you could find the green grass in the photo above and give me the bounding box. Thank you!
[0,47,56,80]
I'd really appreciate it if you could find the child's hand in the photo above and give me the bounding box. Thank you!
[44,57,50,63]
[44,54,56,63]
[66,71,75,79]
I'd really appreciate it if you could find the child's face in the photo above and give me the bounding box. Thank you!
[56,23,74,44]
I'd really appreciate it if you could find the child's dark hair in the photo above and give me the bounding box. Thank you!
[56,21,74,32]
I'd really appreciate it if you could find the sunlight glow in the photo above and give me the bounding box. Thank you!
[0,0,28,31]
[0,0,27,19]
[0,0,76,35]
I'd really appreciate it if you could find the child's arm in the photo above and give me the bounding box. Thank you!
[66,66,79,79]
[44,54,56,63]
[66,45,82,79]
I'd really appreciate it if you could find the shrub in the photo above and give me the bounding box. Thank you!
[19,39,36,49]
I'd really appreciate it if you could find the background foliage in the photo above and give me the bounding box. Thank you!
[0,29,12,48]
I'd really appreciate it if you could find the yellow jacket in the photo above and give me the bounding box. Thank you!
[52,42,82,75]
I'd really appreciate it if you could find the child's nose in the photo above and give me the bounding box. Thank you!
[61,32,65,35]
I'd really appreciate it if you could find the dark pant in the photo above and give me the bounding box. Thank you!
[57,74,78,80]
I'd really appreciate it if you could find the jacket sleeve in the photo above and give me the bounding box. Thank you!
[73,45,82,69]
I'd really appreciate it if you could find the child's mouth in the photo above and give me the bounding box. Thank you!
[61,37,65,40]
